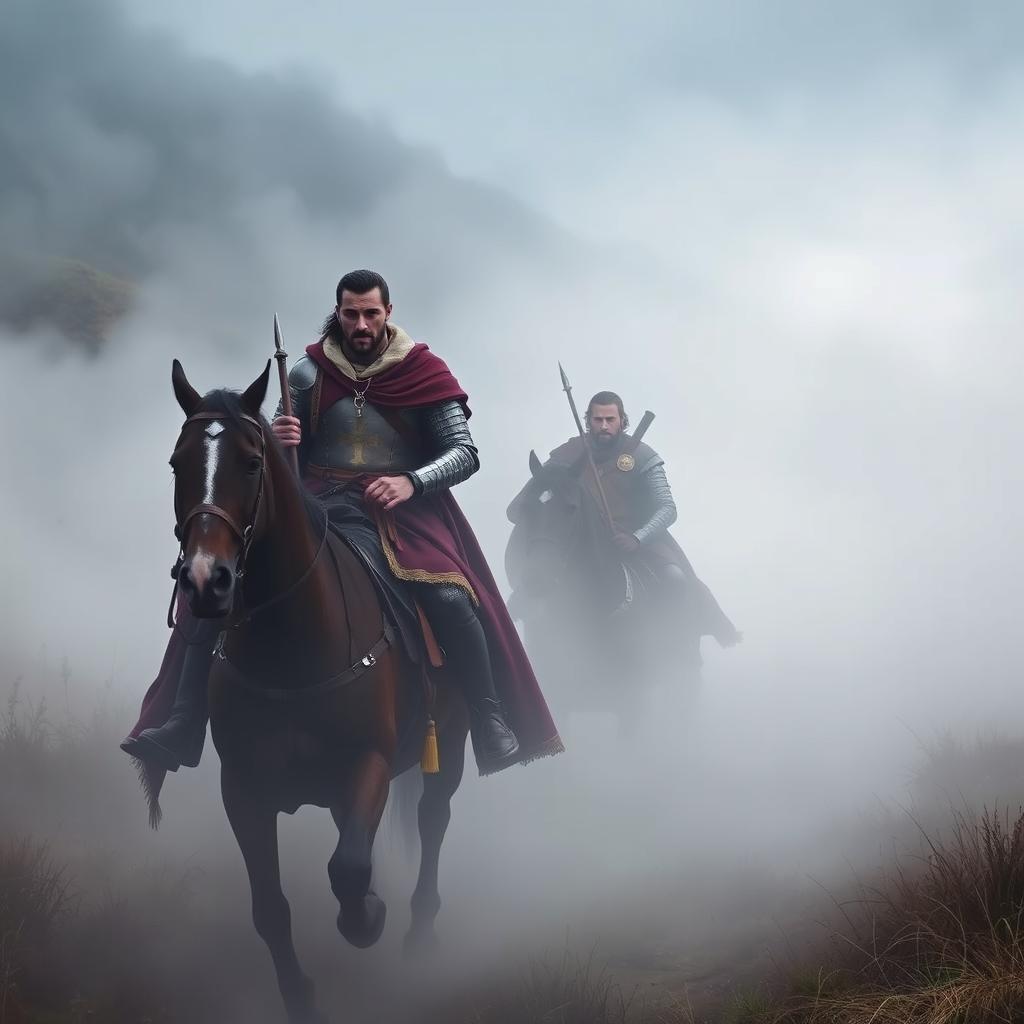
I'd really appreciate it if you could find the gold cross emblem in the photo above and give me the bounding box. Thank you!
[337,414,387,467]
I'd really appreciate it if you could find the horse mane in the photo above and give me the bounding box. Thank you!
[201,388,323,530]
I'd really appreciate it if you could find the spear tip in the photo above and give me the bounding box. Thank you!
[273,312,283,351]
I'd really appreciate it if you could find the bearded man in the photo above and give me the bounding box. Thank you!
[512,390,740,651]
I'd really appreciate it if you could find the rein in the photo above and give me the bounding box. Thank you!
[227,508,329,629]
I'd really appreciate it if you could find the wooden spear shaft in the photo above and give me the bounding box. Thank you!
[558,361,616,532]
[273,313,300,475]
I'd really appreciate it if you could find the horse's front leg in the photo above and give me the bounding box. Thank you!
[222,772,326,1024]
[405,708,468,957]
[329,749,391,949]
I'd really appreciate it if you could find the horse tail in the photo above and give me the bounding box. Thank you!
[385,766,422,862]
[128,755,166,830]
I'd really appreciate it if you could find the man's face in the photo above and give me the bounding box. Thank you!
[336,288,392,360]
[589,404,623,446]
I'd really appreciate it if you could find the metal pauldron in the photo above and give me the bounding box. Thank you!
[409,401,480,495]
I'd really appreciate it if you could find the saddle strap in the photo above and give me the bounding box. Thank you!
[213,623,394,701]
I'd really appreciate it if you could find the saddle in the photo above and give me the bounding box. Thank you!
[307,463,444,670]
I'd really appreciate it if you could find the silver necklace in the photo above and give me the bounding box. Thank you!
[353,378,371,418]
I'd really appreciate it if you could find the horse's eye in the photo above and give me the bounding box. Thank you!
[247,456,263,474]
[538,490,553,504]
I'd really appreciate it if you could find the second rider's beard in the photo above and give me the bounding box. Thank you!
[591,429,622,458]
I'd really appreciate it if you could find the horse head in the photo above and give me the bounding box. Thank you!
[169,359,272,617]
[508,448,629,622]
[508,451,590,601]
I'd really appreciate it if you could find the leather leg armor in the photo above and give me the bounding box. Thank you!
[415,583,520,773]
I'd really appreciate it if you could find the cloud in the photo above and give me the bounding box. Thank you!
[0,0,583,345]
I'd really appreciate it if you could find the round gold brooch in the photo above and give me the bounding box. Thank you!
[616,453,635,472]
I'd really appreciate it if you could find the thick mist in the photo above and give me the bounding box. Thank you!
[2,1,1023,1020]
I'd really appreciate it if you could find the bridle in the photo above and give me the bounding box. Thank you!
[173,410,267,562]
[167,410,269,626]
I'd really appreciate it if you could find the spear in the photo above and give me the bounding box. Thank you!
[558,361,615,531]
[273,313,299,475]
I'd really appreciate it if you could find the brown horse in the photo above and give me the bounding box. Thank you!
[168,359,467,1024]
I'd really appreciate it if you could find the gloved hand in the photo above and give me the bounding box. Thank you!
[612,532,640,553]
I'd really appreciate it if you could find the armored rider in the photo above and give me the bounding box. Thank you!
[538,390,740,647]
[122,270,562,776]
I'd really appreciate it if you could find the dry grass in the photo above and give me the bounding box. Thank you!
[0,839,74,1024]
[737,805,1024,1024]
[0,832,223,1024]
[663,735,1024,1024]
[0,675,143,843]
[0,679,219,1023]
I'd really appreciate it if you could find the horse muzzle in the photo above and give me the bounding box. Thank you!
[177,553,236,617]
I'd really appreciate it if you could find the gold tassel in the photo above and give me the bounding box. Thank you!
[421,717,440,774]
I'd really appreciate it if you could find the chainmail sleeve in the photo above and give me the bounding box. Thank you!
[272,355,317,470]
[408,400,480,495]
[633,463,678,544]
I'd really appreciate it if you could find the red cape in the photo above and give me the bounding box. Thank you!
[306,340,471,417]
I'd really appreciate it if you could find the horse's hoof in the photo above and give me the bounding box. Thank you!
[402,926,441,961]
[338,892,387,948]
[284,979,328,1024]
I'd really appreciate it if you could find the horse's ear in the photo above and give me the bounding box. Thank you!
[529,450,543,477]
[171,359,202,416]
[241,360,271,418]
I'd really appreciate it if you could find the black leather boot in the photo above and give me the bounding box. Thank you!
[464,682,521,775]
[418,584,520,774]
[120,622,216,772]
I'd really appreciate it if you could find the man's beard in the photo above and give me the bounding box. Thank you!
[590,430,622,457]
[322,312,389,365]
[342,324,389,365]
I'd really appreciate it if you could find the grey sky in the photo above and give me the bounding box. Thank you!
[128,2,1024,221]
